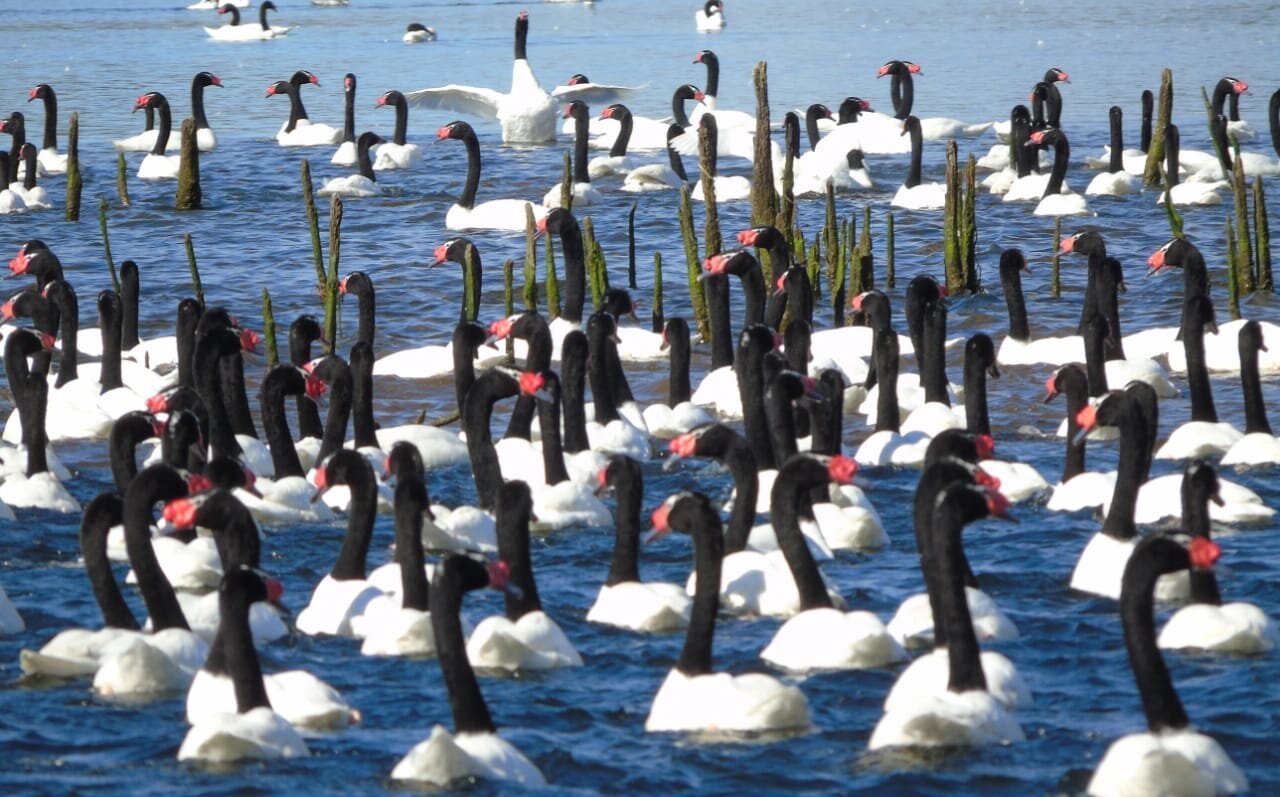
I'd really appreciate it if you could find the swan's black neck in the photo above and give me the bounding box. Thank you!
[349,342,379,449]
[933,485,991,694]
[1000,253,1031,342]
[699,52,720,100]
[666,318,693,405]
[1120,538,1191,731]
[890,67,914,120]
[963,338,993,437]
[148,96,172,156]
[328,455,378,581]
[258,2,273,30]
[674,495,723,676]
[433,556,498,734]
[119,261,140,350]
[192,75,212,131]
[220,349,258,440]
[1042,132,1070,197]
[536,373,570,486]
[1164,124,1180,189]
[764,372,804,465]
[705,273,733,369]
[905,117,923,188]
[1096,257,1127,362]
[123,466,190,631]
[199,490,262,572]
[356,133,378,182]
[458,127,481,209]
[1082,314,1109,398]
[176,298,201,389]
[395,479,430,612]
[1101,394,1147,540]
[586,315,622,425]
[1107,106,1124,174]
[691,425,757,554]
[495,481,541,619]
[207,576,273,715]
[314,356,352,464]
[560,331,591,453]
[1183,300,1218,424]
[80,494,138,630]
[571,105,590,184]
[513,14,529,61]
[666,124,690,181]
[1240,327,1272,435]
[552,213,587,324]
[913,461,982,649]
[451,320,487,416]
[462,369,519,510]
[874,329,901,434]
[45,280,79,387]
[194,328,242,460]
[340,79,356,144]
[808,369,845,457]
[605,457,643,585]
[608,106,632,158]
[736,326,777,470]
[506,313,552,441]
[108,412,154,493]
[771,457,834,611]
[1056,366,1089,482]
[35,86,57,151]
[98,291,124,393]
[922,300,950,407]
[259,365,306,479]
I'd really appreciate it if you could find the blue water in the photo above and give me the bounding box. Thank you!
[2,0,1280,794]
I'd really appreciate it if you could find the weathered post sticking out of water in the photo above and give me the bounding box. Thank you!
[323,195,343,350]
[461,244,479,323]
[823,183,838,292]
[1228,140,1255,294]
[301,160,324,285]
[885,212,896,289]
[1226,218,1241,320]
[523,204,538,313]
[116,153,130,207]
[651,252,664,334]
[698,123,722,260]
[750,62,779,234]
[175,118,201,210]
[1163,188,1185,239]
[807,238,821,301]
[832,217,851,328]
[261,289,279,369]
[559,152,572,212]
[64,112,81,222]
[99,198,120,292]
[962,154,979,292]
[779,118,797,253]
[854,204,873,297]
[943,140,963,292]
[677,186,709,339]
[1143,69,1174,186]
[583,216,608,308]
[1255,179,1272,291]
[504,258,515,363]
[627,202,638,289]
[1050,217,1062,299]
[184,233,205,308]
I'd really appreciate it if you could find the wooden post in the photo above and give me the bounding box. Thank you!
[1255,178,1272,291]
[1229,139,1254,293]
[942,140,962,292]
[184,233,205,308]
[116,152,130,207]
[323,195,343,349]
[627,202,637,289]
[678,186,709,339]
[262,288,279,369]
[545,232,560,319]
[823,182,838,292]
[1226,218,1241,320]
[651,252,664,334]
[1143,68,1173,186]
[583,216,607,309]
[1050,217,1062,299]
[175,118,201,210]
[301,160,325,286]
[523,204,538,313]
[64,112,81,222]
[962,154,979,292]
[885,211,896,289]
[750,62,779,233]
[698,122,722,262]
[807,238,821,302]
[855,204,873,295]
[462,244,479,322]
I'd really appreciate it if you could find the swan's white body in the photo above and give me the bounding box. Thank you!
[187,668,357,730]
[178,706,309,762]
[331,140,356,166]
[891,182,947,210]
[853,429,931,468]
[761,607,906,672]
[686,550,846,618]
[695,5,725,32]
[869,688,1024,749]
[391,726,545,787]
[446,199,548,232]
[1221,432,1280,467]
[176,590,289,645]
[1167,319,1280,373]
[692,174,751,202]
[19,626,138,677]
[1154,421,1243,461]
[205,22,291,42]
[1085,170,1140,196]
[887,587,1020,649]
[884,647,1031,712]
[465,611,582,671]
[423,505,497,553]
[295,574,384,637]
[92,629,208,696]
[1158,602,1278,654]
[642,401,715,440]
[622,162,686,192]
[645,669,810,733]
[1087,729,1248,797]
[373,142,422,171]
[318,174,378,198]
[0,187,26,214]
[587,582,691,633]
[1033,190,1089,216]
[1104,474,1274,526]
[0,470,80,513]
[277,119,342,147]
[1070,532,1135,600]
[996,333,1086,367]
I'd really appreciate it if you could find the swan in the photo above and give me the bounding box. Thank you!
[390,555,544,787]
[330,73,358,166]
[296,451,386,637]
[1157,124,1226,206]
[695,0,725,31]
[268,71,342,147]
[187,0,248,8]
[187,564,356,731]
[318,131,383,197]
[465,481,583,671]
[891,115,947,210]
[878,59,992,139]
[791,101,875,194]
[437,120,548,231]
[128,93,180,180]
[622,122,691,192]
[642,319,715,439]
[373,90,422,170]
[543,100,601,208]
[404,11,634,144]
[759,455,906,672]
[204,1,291,41]
[0,154,25,214]
[112,93,164,151]
[1156,462,1277,654]
[1153,297,1241,460]
[25,84,67,173]
[1221,321,1280,465]
[8,144,50,209]
[646,491,812,734]
[592,101,676,157]
[689,116,751,202]
[854,330,931,468]
[403,23,437,43]
[177,569,310,763]
[1026,128,1088,215]
[1044,364,1118,513]
[995,248,1086,366]
[0,331,80,512]
[869,483,1025,750]
[1085,106,1140,195]
[587,456,692,632]
[1086,536,1248,797]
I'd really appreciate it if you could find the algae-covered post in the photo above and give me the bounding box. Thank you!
[523,203,538,313]
[652,252,664,334]
[262,288,279,369]
[1226,218,1241,320]
[943,140,962,293]
[698,121,722,262]
[1143,68,1173,186]
[678,185,709,339]
[116,152,130,207]
[300,159,324,285]
[962,154,978,292]
[324,194,343,348]
[751,61,778,236]
[1050,216,1062,299]
[559,151,572,212]
[546,227,560,319]
[1229,139,1254,294]
[64,112,81,222]
[1255,179,1272,292]
[175,118,201,210]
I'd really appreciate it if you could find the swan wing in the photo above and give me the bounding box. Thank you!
[403,86,506,121]
[550,83,641,104]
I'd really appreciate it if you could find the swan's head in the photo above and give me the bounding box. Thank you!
[600,103,627,121]
[344,73,356,92]
[131,92,163,113]
[517,370,552,402]
[825,454,858,485]
[980,485,1016,522]
[27,84,52,103]
[265,81,290,98]
[565,73,589,86]
[1223,76,1248,95]
[436,120,470,142]
[1045,67,1070,84]
[1189,536,1221,570]
[693,49,716,65]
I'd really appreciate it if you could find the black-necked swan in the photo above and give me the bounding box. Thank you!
[404,11,634,145]
[403,22,437,44]
[330,73,359,166]
[465,480,582,671]
[640,318,715,438]
[878,59,992,139]
[205,1,291,41]
[1221,321,1280,465]
[25,84,67,173]
[644,491,811,733]
[318,131,383,197]
[389,554,545,786]
[1153,296,1242,460]
[1024,128,1089,216]
[1085,535,1248,796]
[869,482,1024,749]
[1085,106,1140,194]
[373,90,422,170]
[177,568,309,763]
[543,100,601,208]
[1044,364,1116,513]
[0,153,23,214]
[10,143,51,208]
[587,455,692,632]
[130,92,181,180]
[437,120,548,231]
[1156,123,1227,206]
[695,0,725,32]
[0,330,79,511]
[996,248,1086,366]
[267,71,341,147]
[890,115,946,210]
[758,454,905,672]
[1156,462,1277,654]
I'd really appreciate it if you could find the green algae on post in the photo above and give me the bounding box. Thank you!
[461,242,479,322]
[116,152,130,207]
[184,233,204,308]
[943,140,961,293]
[807,237,821,302]
[678,186,709,339]
[750,61,778,235]
[261,288,279,369]
[854,204,873,297]
[962,154,978,292]
[300,160,324,286]
[324,194,343,348]
[652,252,664,334]
[98,198,120,293]
[175,118,201,210]
[1229,139,1254,294]
[779,117,796,251]
[698,122,722,263]
[1144,68,1173,186]
[1162,186,1185,240]
[559,151,572,213]
[504,258,515,363]
[823,181,838,291]
[583,216,608,309]
[1226,217,1241,320]
[545,229,560,320]
[1050,216,1062,299]
[885,212,896,289]
[523,203,538,313]
[64,112,81,222]
[1255,178,1272,292]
